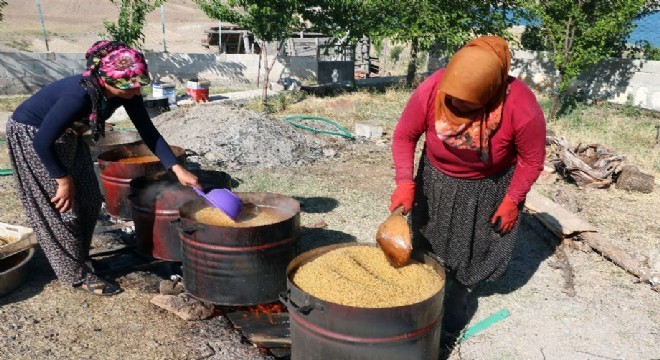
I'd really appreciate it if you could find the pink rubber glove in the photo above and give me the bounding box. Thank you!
[490,195,518,234]
[389,181,415,213]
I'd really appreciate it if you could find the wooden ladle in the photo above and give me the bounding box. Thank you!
[376,206,412,267]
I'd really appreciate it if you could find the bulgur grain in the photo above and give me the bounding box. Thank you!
[293,246,444,308]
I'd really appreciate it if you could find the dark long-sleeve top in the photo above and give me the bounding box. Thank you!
[11,75,177,178]
[392,69,547,204]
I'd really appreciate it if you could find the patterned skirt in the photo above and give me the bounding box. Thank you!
[410,155,521,287]
[6,117,102,285]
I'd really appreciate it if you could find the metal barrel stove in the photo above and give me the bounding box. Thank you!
[129,170,232,262]
[97,143,186,219]
[83,130,143,196]
[177,192,300,306]
[282,244,446,360]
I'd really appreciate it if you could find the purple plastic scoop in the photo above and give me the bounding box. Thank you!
[193,187,243,221]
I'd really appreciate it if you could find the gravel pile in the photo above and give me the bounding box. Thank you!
[153,103,331,171]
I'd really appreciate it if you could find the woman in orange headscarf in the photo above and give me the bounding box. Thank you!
[390,36,546,347]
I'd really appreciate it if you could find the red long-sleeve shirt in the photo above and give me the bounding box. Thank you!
[392,69,546,204]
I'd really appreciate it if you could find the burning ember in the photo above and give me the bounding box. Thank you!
[243,302,286,324]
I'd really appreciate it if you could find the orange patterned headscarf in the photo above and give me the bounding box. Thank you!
[435,36,511,162]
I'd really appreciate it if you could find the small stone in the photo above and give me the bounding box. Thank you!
[150,294,215,321]
[355,123,384,139]
[159,280,185,295]
[322,148,337,157]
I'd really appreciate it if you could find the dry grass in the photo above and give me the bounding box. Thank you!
[0,95,29,112]
[546,102,660,176]
[258,87,412,134]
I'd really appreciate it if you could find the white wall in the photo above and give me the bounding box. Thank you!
[0,52,318,95]
[0,50,659,111]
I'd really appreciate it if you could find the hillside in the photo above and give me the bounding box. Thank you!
[0,0,217,53]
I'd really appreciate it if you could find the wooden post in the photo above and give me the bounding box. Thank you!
[35,0,49,51]
[242,31,250,54]
[160,5,167,53]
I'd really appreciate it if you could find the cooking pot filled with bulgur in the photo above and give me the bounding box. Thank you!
[283,243,446,360]
[177,192,300,305]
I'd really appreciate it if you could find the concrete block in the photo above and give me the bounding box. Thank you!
[355,123,384,139]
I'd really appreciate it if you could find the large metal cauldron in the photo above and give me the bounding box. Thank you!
[129,170,232,262]
[97,143,186,219]
[83,130,143,160]
[83,130,144,196]
[282,244,446,360]
[178,192,300,306]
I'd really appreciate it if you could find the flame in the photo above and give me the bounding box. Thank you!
[243,302,285,324]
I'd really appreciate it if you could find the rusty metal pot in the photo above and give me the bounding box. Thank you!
[97,143,186,219]
[129,170,232,262]
[83,130,143,160]
[83,130,144,196]
[281,243,446,360]
[177,192,300,305]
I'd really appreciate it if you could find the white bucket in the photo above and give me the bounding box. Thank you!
[152,82,177,106]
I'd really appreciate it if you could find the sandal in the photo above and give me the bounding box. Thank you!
[76,274,122,296]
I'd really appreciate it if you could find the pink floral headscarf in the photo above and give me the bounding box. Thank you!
[80,40,151,140]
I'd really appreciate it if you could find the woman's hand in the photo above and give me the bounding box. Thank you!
[172,164,201,188]
[389,181,416,213]
[491,195,519,235]
[52,175,75,213]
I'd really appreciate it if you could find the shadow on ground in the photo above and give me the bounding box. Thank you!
[299,228,356,253]
[293,196,339,214]
[457,212,557,340]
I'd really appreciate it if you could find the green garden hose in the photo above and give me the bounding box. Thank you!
[0,139,11,175]
[282,115,355,140]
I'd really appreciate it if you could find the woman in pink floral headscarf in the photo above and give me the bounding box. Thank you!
[6,40,200,296]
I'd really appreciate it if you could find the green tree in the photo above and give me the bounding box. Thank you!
[305,0,526,86]
[0,0,7,22]
[195,0,304,102]
[389,0,523,86]
[524,0,650,119]
[102,0,165,49]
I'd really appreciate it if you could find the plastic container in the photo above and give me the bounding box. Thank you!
[0,222,37,259]
[153,82,177,106]
[0,248,34,297]
[186,79,210,102]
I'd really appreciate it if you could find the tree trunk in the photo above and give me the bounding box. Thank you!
[260,40,285,105]
[261,42,269,103]
[548,69,564,120]
[549,92,561,120]
[406,38,419,87]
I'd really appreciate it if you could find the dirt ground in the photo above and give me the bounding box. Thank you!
[0,100,658,359]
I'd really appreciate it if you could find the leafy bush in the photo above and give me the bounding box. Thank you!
[389,46,404,63]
